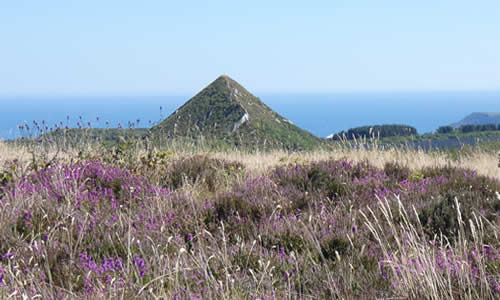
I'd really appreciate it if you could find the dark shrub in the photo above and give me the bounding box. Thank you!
[0,170,13,199]
[478,124,497,131]
[419,165,456,178]
[416,166,499,234]
[214,193,262,222]
[326,179,346,200]
[420,166,498,199]
[320,237,350,261]
[307,166,329,192]
[419,192,476,239]
[204,193,262,241]
[274,231,308,254]
[459,124,476,133]
[344,124,417,139]
[384,161,410,182]
[0,170,12,186]
[272,161,352,196]
[436,126,454,134]
[209,176,278,224]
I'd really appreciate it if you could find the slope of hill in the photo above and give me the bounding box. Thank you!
[151,75,323,150]
[451,112,500,128]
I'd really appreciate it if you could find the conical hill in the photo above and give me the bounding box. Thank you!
[151,75,322,150]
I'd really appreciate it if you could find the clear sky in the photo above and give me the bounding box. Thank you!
[1,0,499,96]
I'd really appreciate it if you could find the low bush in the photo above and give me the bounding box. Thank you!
[161,154,244,191]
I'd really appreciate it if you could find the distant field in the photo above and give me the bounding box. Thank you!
[0,139,498,298]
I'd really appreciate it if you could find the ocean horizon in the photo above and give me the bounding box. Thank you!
[1,90,499,140]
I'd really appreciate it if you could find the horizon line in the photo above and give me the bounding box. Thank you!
[1,88,500,99]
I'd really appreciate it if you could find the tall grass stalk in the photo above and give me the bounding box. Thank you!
[362,196,498,299]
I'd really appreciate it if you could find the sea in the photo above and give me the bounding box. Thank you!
[0,91,499,140]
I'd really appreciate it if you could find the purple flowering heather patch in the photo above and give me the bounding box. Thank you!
[0,154,498,298]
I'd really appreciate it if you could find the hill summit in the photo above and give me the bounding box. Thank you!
[151,75,322,150]
[451,112,500,128]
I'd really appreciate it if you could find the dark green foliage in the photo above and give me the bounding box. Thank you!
[478,124,497,131]
[460,124,476,133]
[307,167,329,192]
[457,124,498,133]
[358,254,378,273]
[275,231,308,254]
[320,237,350,261]
[213,193,262,222]
[332,124,417,140]
[208,193,264,241]
[0,171,12,199]
[0,171,13,185]
[437,126,454,134]
[260,231,309,256]
[383,162,410,182]
[494,200,500,213]
[417,166,500,239]
[326,179,346,200]
[279,165,346,197]
[328,122,500,151]
[418,192,473,239]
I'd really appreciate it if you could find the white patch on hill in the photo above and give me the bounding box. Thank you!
[228,88,240,102]
[326,133,334,139]
[232,112,249,132]
[284,119,294,125]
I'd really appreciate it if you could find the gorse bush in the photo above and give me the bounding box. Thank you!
[0,141,499,299]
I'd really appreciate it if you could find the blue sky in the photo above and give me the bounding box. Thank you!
[1,0,499,96]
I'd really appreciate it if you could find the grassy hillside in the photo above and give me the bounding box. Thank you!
[451,112,500,128]
[151,76,324,150]
[0,137,498,299]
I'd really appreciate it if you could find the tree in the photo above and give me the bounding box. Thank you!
[459,124,475,133]
[340,124,417,140]
[478,124,497,131]
[436,126,453,134]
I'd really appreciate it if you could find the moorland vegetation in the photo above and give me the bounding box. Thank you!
[0,132,498,299]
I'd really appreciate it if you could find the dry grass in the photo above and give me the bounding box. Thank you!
[1,141,498,179]
[0,142,29,164]
[215,147,500,179]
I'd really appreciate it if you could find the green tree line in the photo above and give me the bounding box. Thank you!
[437,124,500,134]
[332,124,417,140]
